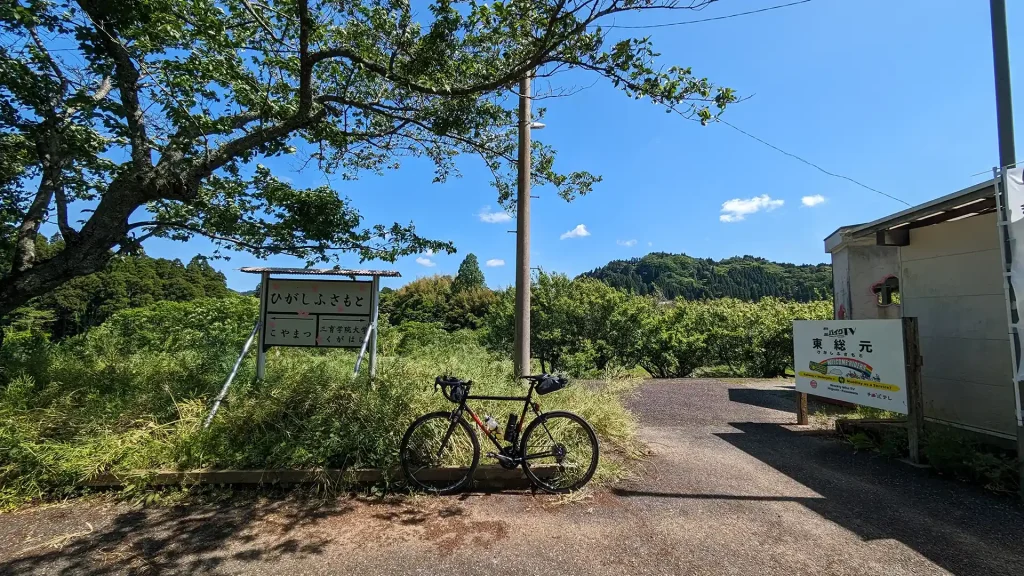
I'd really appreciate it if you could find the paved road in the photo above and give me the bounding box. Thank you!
[2,379,1023,575]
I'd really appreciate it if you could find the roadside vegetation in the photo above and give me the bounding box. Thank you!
[386,261,832,378]
[816,406,1021,494]
[0,295,644,510]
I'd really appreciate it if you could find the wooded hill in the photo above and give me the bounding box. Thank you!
[580,253,831,302]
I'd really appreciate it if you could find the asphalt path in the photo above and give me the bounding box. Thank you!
[2,379,1022,575]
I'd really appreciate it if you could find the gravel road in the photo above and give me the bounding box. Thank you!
[2,379,1023,575]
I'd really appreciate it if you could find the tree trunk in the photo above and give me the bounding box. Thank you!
[11,158,61,273]
[0,177,144,319]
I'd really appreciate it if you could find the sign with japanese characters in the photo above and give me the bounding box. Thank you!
[793,320,908,414]
[262,279,373,349]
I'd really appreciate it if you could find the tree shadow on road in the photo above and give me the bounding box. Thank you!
[0,495,355,575]
[624,422,1024,576]
[0,487,542,575]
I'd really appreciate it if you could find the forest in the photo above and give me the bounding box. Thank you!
[581,253,832,302]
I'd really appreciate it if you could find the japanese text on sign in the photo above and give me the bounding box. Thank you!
[265,279,372,315]
[262,279,373,349]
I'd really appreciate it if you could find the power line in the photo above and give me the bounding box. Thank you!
[597,0,813,30]
[717,118,912,206]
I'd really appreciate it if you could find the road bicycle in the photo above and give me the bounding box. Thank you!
[399,374,600,494]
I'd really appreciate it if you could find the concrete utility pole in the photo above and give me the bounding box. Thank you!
[991,0,1016,168]
[514,73,532,377]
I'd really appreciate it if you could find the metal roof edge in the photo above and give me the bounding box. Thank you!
[239,267,402,277]
[847,178,998,238]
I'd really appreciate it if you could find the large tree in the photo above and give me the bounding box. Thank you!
[451,252,484,294]
[0,0,734,324]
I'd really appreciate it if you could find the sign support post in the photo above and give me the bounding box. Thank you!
[369,275,380,379]
[902,317,925,464]
[256,271,269,381]
[796,392,808,425]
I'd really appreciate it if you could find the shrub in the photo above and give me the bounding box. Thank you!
[923,428,1019,492]
[0,297,640,509]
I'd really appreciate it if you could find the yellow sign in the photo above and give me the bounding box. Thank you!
[797,371,901,392]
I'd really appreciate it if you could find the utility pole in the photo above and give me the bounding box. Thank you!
[991,0,1016,168]
[514,73,532,377]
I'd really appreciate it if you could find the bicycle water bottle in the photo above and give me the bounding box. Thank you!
[483,415,500,434]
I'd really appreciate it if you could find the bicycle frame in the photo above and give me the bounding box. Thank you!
[449,381,543,455]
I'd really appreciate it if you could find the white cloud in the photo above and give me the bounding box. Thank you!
[560,224,591,240]
[478,206,512,223]
[719,194,784,223]
[415,256,436,267]
[648,241,653,247]
[425,249,434,256]
[485,259,505,267]
[801,194,826,207]
[617,239,637,247]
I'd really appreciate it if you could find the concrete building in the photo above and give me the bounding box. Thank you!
[825,179,1017,440]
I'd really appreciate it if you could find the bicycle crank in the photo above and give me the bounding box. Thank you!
[487,448,522,470]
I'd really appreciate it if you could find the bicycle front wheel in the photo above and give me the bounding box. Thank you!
[400,411,480,494]
[520,411,599,493]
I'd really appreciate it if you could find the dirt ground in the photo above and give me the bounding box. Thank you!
[2,378,1023,575]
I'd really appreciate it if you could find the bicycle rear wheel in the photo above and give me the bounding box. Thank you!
[520,411,599,493]
[400,411,480,494]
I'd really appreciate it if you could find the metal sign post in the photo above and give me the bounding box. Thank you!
[369,274,380,378]
[256,271,270,380]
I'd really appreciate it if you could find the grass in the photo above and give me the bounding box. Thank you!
[0,300,643,510]
[815,401,1020,494]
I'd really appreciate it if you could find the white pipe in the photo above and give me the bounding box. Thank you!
[203,320,261,429]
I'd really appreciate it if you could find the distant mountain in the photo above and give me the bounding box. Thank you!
[580,253,831,302]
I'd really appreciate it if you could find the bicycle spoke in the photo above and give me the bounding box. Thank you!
[401,413,478,493]
[522,414,598,492]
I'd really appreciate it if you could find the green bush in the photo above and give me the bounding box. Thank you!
[923,428,1019,492]
[0,297,641,509]
[482,273,832,378]
[94,296,259,353]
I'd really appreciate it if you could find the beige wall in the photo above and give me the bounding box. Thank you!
[830,241,900,320]
[848,245,901,320]
[900,212,1017,437]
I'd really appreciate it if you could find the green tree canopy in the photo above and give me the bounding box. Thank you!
[451,253,485,294]
[582,253,831,302]
[18,235,231,339]
[379,273,495,331]
[0,0,733,321]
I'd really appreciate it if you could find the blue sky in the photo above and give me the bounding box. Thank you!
[133,0,1023,292]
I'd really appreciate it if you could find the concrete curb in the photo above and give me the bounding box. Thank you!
[82,465,553,489]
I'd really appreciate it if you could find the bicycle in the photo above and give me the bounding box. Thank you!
[399,374,600,494]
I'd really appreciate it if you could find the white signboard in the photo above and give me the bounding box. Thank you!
[262,279,373,349]
[793,320,908,414]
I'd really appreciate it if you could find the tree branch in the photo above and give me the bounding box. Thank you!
[53,186,79,243]
[28,26,69,95]
[78,0,153,171]
[297,0,313,114]
[125,220,391,258]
